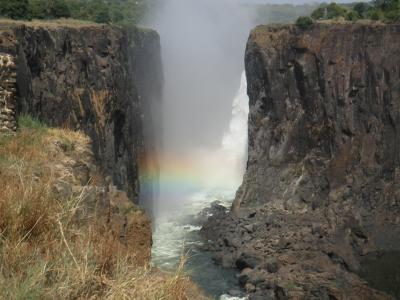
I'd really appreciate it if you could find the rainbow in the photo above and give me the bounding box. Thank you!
[139,150,243,198]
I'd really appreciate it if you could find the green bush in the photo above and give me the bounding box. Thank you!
[346,11,360,21]
[296,16,314,29]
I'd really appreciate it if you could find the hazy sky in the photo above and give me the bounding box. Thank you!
[239,0,367,3]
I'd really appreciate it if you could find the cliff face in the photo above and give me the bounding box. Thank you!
[203,23,400,299]
[241,23,400,213]
[0,22,162,203]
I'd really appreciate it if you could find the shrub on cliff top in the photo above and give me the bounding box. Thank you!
[296,16,314,29]
[346,10,360,21]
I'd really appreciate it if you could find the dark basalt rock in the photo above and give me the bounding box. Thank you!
[0,23,162,204]
[202,23,400,299]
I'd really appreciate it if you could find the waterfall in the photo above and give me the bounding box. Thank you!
[144,1,253,297]
[154,71,249,215]
[219,71,249,187]
[151,72,249,298]
[191,71,249,191]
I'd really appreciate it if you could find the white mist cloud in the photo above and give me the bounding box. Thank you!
[144,0,254,153]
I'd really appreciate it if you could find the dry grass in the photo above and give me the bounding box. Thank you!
[91,89,110,127]
[0,116,203,300]
[0,18,99,29]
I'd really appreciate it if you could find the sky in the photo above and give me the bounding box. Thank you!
[239,0,367,3]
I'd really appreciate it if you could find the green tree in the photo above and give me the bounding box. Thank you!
[0,0,30,19]
[29,0,47,19]
[367,7,384,20]
[111,10,124,23]
[51,0,71,18]
[94,7,111,23]
[311,6,325,20]
[386,9,400,20]
[29,0,71,19]
[353,2,369,18]
[326,3,347,19]
[346,10,359,21]
[373,0,397,10]
[296,16,314,29]
[384,0,400,19]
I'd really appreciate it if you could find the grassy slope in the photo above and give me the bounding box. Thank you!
[0,116,207,300]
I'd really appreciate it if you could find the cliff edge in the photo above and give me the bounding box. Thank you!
[0,20,210,299]
[0,21,162,203]
[203,23,400,299]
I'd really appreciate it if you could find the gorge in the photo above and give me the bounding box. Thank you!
[1,5,400,300]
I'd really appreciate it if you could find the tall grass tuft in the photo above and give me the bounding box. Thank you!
[17,114,48,131]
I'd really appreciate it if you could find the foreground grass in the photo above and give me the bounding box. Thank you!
[0,116,201,300]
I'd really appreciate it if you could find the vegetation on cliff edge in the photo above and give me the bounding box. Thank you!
[0,115,205,300]
[0,0,153,24]
[296,0,400,27]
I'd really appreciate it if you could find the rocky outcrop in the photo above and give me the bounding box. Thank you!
[0,53,17,134]
[0,21,162,203]
[202,23,400,299]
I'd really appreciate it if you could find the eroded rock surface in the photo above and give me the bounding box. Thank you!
[0,22,162,203]
[202,23,400,299]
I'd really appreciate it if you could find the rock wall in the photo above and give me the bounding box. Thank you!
[0,52,17,134]
[203,23,400,299]
[0,22,162,203]
[239,23,400,213]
